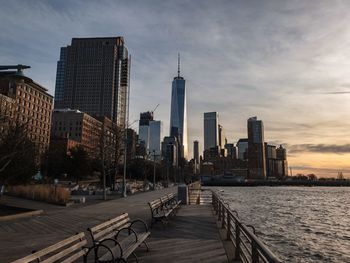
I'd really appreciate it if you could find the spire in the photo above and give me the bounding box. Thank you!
[178,53,180,77]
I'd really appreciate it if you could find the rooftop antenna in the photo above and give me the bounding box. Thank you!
[177,53,180,77]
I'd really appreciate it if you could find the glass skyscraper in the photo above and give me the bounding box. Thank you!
[169,56,188,159]
[54,47,66,107]
[204,112,219,150]
[54,37,129,127]
[247,116,266,179]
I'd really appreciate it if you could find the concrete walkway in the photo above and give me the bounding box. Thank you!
[0,188,228,263]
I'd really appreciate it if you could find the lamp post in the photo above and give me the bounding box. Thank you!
[122,55,131,198]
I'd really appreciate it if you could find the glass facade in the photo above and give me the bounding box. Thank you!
[204,112,218,150]
[170,76,188,159]
[149,120,162,158]
[54,47,66,108]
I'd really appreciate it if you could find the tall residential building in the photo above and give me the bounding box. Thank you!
[162,136,179,167]
[126,128,137,161]
[193,140,199,163]
[276,145,288,178]
[149,120,162,158]
[218,124,226,150]
[247,117,266,180]
[237,138,248,160]
[0,65,53,158]
[169,55,188,159]
[54,37,129,127]
[266,144,277,178]
[225,143,237,159]
[54,47,66,107]
[138,111,153,150]
[204,112,219,150]
[193,140,200,175]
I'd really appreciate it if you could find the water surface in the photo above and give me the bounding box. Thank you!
[212,187,350,262]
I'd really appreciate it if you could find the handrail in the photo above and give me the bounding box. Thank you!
[211,191,282,263]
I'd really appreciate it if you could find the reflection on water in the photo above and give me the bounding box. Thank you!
[211,187,350,263]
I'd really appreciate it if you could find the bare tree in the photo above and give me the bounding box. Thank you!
[0,113,38,185]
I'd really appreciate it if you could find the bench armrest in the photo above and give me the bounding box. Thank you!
[129,218,149,233]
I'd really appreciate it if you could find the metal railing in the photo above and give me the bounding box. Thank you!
[212,191,282,263]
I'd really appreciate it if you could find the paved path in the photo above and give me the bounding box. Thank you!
[0,188,228,263]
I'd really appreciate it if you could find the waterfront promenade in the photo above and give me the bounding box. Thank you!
[0,187,228,263]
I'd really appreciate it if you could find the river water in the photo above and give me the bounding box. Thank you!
[211,187,350,262]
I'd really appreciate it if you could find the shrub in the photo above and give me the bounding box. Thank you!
[6,184,70,205]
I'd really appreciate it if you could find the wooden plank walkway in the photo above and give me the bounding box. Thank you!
[0,189,228,263]
[137,205,228,263]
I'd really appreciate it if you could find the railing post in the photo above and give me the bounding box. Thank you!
[218,202,221,220]
[235,220,240,260]
[226,212,231,240]
[252,240,259,263]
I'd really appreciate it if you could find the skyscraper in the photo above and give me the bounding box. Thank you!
[193,140,199,163]
[237,138,248,160]
[54,47,66,107]
[276,145,288,178]
[54,37,129,127]
[247,116,266,179]
[193,140,200,175]
[204,112,219,150]
[138,111,153,150]
[169,55,188,159]
[218,124,226,149]
[149,120,162,158]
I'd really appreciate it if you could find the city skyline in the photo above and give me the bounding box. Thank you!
[1,0,350,177]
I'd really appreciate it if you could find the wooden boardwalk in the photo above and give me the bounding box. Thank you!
[0,189,228,263]
[138,205,228,263]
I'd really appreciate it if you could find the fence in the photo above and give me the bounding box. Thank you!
[187,183,282,262]
[212,191,282,263]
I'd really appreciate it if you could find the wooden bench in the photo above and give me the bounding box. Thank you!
[11,232,90,263]
[148,193,181,227]
[167,193,181,211]
[88,213,150,263]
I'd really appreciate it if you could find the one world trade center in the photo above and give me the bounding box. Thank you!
[169,54,188,159]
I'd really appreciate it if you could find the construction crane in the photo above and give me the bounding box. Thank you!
[0,65,30,76]
[151,104,159,114]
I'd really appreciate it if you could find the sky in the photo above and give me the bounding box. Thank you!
[1,0,350,178]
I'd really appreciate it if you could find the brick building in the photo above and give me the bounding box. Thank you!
[0,66,53,157]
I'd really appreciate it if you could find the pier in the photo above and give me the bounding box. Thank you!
[0,186,281,263]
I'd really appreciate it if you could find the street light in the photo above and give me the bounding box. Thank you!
[122,54,131,198]
[151,150,159,190]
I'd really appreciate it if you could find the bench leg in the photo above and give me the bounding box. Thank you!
[132,252,139,263]
[142,241,150,252]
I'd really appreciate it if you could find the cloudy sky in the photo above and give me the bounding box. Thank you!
[1,0,350,177]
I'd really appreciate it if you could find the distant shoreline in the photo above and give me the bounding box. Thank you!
[202,180,350,187]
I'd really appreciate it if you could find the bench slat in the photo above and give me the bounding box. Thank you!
[93,218,130,241]
[10,232,85,263]
[40,239,87,263]
[90,213,129,233]
[60,248,88,263]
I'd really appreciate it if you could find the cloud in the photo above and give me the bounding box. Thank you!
[1,0,350,169]
[288,144,350,154]
[321,91,350,94]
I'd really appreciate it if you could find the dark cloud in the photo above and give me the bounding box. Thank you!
[288,144,350,154]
